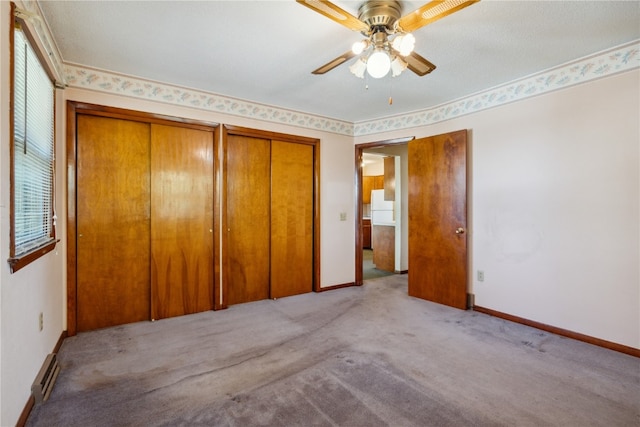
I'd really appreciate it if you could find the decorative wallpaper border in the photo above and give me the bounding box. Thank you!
[354,40,639,136]
[63,40,639,138]
[63,64,354,136]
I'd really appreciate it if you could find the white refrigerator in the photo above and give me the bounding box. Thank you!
[370,189,394,225]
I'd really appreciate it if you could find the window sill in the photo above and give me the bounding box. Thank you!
[8,239,58,274]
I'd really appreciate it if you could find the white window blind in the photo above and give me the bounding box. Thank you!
[13,26,55,257]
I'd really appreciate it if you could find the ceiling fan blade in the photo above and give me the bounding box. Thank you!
[404,51,437,76]
[397,0,479,33]
[312,50,356,74]
[296,0,369,32]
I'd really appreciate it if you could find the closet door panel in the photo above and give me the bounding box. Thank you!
[226,135,271,304]
[151,124,214,319]
[270,141,314,298]
[76,115,151,332]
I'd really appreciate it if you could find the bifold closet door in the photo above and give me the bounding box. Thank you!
[270,140,313,298]
[150,124,214,320]
[76,115,151,332]
[226,135,271,305]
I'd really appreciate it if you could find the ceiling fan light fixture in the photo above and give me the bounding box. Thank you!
[349,57,367,78]
[392,33,415,56]
[351,39,369,55]
[367,49,391,78]
[391,56,408,77]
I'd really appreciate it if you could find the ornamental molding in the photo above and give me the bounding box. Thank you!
[63,64,354,136]
[354,40,639,136]
[63,40,638,137]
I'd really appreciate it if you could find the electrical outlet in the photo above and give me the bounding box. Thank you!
[39,312,43,331]
[477,270,485,282]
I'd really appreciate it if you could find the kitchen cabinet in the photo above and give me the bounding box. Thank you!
[363,175,384,204]
[362,218,371,249]
[384,156,395,201]
[372,224,395,272]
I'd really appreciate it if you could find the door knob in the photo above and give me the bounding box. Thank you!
[455,227,465,234]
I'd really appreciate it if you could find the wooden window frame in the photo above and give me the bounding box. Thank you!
[8,3,57,273]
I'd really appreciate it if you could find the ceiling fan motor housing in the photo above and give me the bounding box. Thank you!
[358,0,403,34]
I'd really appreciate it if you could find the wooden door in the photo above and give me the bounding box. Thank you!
[270,141,314,299]
[225,135,271,304]
[150,124,214,320]
[76,115,151,331]
[408,130,468,309]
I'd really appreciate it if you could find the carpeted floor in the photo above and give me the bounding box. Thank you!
[27,276,639,426]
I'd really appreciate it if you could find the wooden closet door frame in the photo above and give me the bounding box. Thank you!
[219,125,321,308]
[66,102,218,336]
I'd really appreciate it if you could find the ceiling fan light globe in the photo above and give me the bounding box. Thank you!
[352,40,368,55]
[367,50,391,78]
[392,33,415,56]
[391,56,408,77]
[349,58,367,78]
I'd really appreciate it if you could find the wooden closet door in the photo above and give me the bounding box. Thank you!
[76,115,150,332]
[150,124,214,320]
[225,135,271,304]
[270,141,314,298]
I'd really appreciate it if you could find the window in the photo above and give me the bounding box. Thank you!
[8,16,56,273]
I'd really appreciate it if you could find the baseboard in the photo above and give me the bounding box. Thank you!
[473,306,639,358]
[394,270,408,274]
[16,396,35,427]
[52,330,68,353]
[16,330,68,427]
[317,282,357,292]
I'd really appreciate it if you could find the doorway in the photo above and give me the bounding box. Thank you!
[356,138,412,285]
[355,130,469,310]
[361,151,403,280]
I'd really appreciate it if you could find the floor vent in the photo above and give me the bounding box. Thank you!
[32,353,60,403]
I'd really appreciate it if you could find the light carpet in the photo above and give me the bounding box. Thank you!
[27,275,639,426]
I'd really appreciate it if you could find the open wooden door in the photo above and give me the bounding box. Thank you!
[408,130,468,309]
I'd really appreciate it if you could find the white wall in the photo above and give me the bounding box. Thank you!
[356,70,640,349]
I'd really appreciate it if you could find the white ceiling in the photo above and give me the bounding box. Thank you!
[39,1,640,123]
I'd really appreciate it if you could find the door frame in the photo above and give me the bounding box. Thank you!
[66,101,219,336]
[355,137,414,285]
[219,125,321,308]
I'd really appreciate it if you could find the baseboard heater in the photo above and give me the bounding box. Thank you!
[32,353,60,403]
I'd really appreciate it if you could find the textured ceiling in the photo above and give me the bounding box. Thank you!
[39,1,640,123]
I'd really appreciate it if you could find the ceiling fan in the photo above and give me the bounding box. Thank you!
[297,0,479,79]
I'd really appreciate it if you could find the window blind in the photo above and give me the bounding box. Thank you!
[13,27,55,257]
